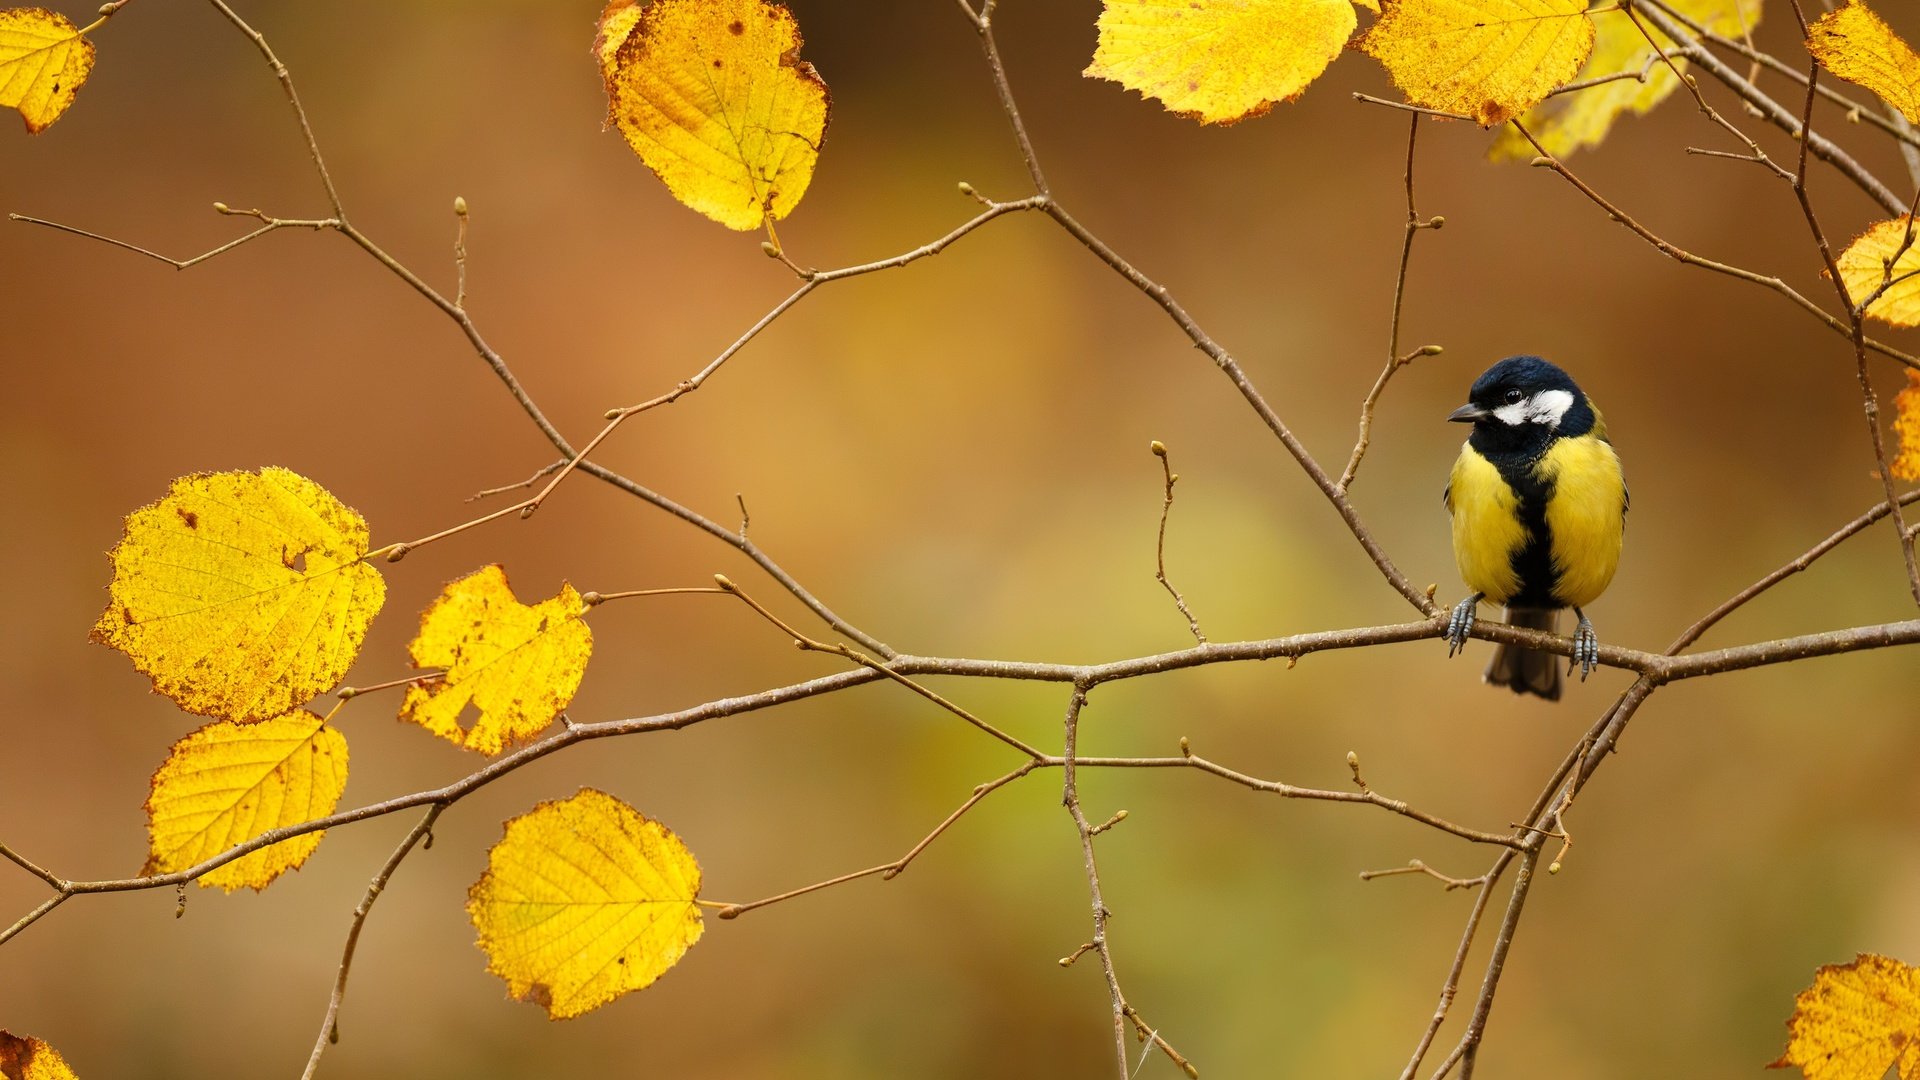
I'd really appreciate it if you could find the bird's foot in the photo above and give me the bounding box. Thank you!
[1571,609,1599,680]
[1444,594,1482,658]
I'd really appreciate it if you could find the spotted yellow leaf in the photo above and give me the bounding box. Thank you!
[600,0,828,230]
[1771,953,1920,1080]
[0,1031,80,1080]
[0,8,94,134]
[143,711,347,892]
[1491,0,1760,160]
[1357,0,1594,126]
[468,789,704,1019]
[1807,1,1920,125]
[400,565,591,756]
[92,468,386,725]
[1836,216,1920,328]
[1083,0,1358,125]
[1892,370,1920,483]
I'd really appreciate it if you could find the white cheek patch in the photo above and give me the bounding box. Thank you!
[1529,389,1575,428]
[1493,400,1528,425]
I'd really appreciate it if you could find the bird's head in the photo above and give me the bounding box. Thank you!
[1448,356,1595,454]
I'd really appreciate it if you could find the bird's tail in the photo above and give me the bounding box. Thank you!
[1485,607,1561,701]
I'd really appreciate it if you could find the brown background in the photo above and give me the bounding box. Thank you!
[3,1,1918,1077]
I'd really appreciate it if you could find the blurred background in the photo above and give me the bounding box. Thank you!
[3,1,1918,1076]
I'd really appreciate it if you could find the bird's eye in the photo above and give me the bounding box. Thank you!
[1503,388,1525,404]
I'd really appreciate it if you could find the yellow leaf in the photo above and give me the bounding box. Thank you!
[1892,369,1920,483]
[1836,216,1920,328]
[399,565,592,756]
[1491,0,1760,160]
[1083,0,1358,125]
[143,711,348,892]
[468,789,705,1019]
[91,468,386,725]
[0,8,94,134]
[1771,953,1920,1080]
[1807,1,1920,125]
[1355,0,1380,11]
[1357,0,1595,126]
[592,0,641,77]
[601,0,829,230]
[0,1031,80,1080]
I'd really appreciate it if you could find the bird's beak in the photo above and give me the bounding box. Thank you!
[1447,403,1491,424]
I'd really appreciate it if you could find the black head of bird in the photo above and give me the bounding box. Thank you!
[1441,356,1627,701]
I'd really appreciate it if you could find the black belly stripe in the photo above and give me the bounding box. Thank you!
[1493,454,1562,609]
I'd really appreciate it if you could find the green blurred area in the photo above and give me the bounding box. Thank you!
[2,2,1918,1077]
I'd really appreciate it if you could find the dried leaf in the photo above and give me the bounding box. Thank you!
[0,1031,80,1080]
[400,565,592,755]
[1807,1,1920,125]
[1836,216,1920,328]
[468,789,705,1019]
[1771,953,1920,1080]
[1491,0,1760,160]
[0,8,94,133]
[1357,0,1595,126]
[144,711,348,892]
[600,0,829,230]
[91,468,386,724]
[1083,0,1358,125]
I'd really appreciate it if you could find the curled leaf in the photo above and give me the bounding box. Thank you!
[468,789,705,1019]
[599,0,829,230]
[144,711,348,892]
[1357,0,1594,126]
[91,468,386,724]
[0,8,94,133]
[1083,0,1358,125]
[0,1031,80,1080]
[1807,1,1920,125]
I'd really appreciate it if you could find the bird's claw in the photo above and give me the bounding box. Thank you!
[1571,612,1599,680]
[1444,594,1481,658]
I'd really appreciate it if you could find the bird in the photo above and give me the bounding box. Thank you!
[1441,356,1627,700]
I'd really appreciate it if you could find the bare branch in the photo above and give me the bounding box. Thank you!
[300,804,443,1080]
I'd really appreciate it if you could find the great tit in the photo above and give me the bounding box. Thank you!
[1441,356,1627,701]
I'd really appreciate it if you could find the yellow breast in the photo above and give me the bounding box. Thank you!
[1536,434,1626,608]
[1448,446,1526,604]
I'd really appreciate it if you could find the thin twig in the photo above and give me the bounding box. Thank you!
[300,804,443,1080]
[1511,123,1920,371]
[1360,859,1489,891]
[1341,112,1443,494]
[452,196,469,310]
[715,763,1040,920]
[1148,441,1206,644]
[8,213,333,267]
[1666,489,1920,652]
